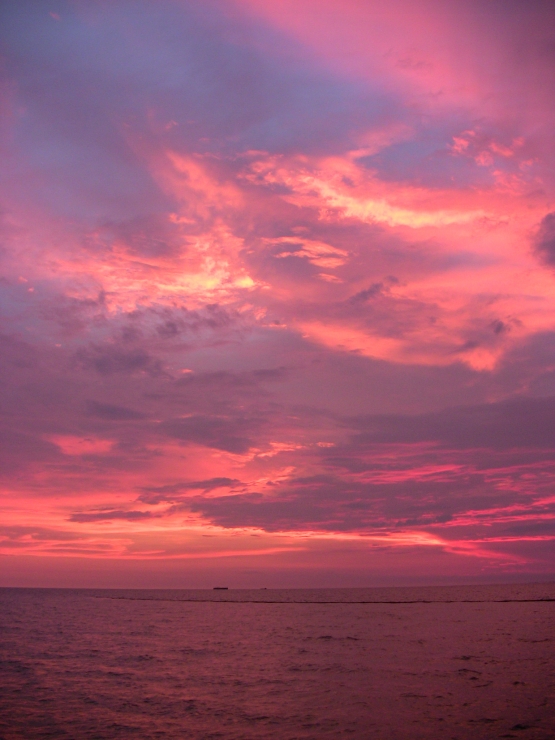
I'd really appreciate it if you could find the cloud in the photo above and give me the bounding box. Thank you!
[69,509,156,522]
[86,400,146,420]
[160,414,261,453]
[347,396,555,450]
[181,471,529,533]
[535,212,555,266]
[0,0,555,581]
[75,345,164,376]
[139,477,242,503]
[48,435,114,456]
[152,394,555,541]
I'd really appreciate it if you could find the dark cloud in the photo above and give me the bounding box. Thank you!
[39,292,107,335]
[348,282,387,303]
[0,332,40,373]
[175,368,287,395]
[86,400,146,421]
[0,428,59,475]
[184,477,242,490]
[151,368,289,416]
[0,525,86,545]
[150,304,236,340]
[490,319,509,335]
[535,212,555,265]
[75,345,163,376]
[160,414,261,453]
[138,477,242,503]
[504,519,555,536]
[161,397,555,532]
[183,472,526,533]
[347,396,555,450]
[69,509,156,522]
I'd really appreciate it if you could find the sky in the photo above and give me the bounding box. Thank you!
[1,0,554,588]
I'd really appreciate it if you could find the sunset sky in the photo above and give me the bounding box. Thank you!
[1,0,554,587]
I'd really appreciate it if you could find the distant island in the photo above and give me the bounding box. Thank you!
[213,587,228,590]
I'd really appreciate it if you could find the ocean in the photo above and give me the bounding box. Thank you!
[0,584,554,739]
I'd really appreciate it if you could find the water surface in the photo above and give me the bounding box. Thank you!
[1,584,554,739]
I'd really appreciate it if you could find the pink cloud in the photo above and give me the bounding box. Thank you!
[0,0,554,585]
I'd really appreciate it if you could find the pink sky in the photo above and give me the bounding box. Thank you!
[0,0,554,587]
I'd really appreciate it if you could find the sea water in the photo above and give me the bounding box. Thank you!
[0,584,554,739]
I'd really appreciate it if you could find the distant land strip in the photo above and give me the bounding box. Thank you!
[88,596,555,604]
